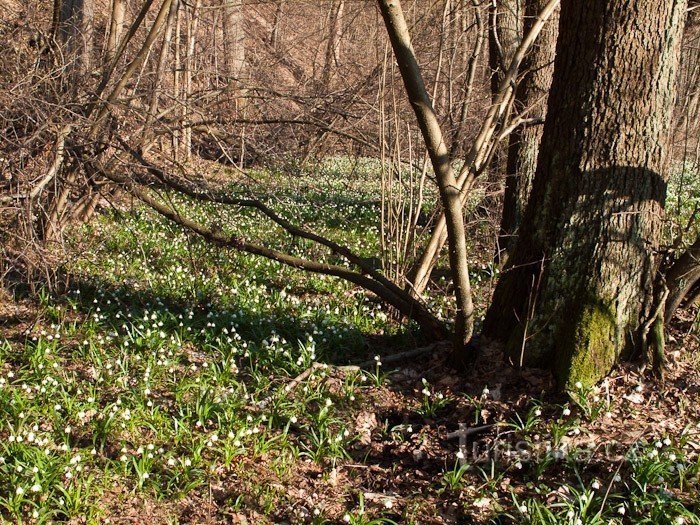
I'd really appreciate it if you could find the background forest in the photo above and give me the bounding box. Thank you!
[1,0,700,523]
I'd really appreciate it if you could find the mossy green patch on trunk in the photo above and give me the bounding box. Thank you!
[554,297,619,390]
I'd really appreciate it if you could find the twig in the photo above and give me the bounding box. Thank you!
[354,341,450,368]
[255,362,360,409]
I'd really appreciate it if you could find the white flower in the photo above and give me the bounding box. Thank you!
[534,409,542,417]
[562,408,571,416]
[617,505,626,515]
[575,381,583,389]
[15,487,24,495]
[591,480,600,490]
[456,450,465,460]
[519,505,528,513]
[30,483,42,493]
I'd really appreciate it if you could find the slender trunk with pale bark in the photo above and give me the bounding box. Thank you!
[489,0,522,99]
[106,0,126,64]
[378,0,475,362]
[322,0,344,85]
[223,0,246,83]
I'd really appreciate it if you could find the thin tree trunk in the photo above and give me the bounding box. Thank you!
[407,0,559,297]
[270,0,285,50]
[184,0,202,162]
[496,0,558,259]
[90,0,176,136]
[378,0,475,363]
[143,0,179,151]
[486,0,522,192]
[482,0,687,389]
[106,0,126,64]
[322,0,344,85]
[173,2,182,160]
[223,0,246,83]
[488,0,522,99]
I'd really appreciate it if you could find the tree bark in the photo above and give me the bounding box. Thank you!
[223,0,246,83]
[322,0,344,85]
[270,0,285,50]
[106,0,126,64]
[496,0,558,258]
[665,236,700,323]
[488,0,522,99]
[52,0,94,76]
[143,0,179,151]
[486,0,522,195]
[482,0,687,389]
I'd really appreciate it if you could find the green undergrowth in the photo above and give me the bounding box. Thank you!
[0,160,698,523]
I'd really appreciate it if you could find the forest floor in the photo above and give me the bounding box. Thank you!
[1,160,699,524]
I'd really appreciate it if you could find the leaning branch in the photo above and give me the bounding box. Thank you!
[96,163,448,339]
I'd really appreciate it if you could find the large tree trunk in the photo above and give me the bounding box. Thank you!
[496,0,558,258]
[482,0,687,389]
